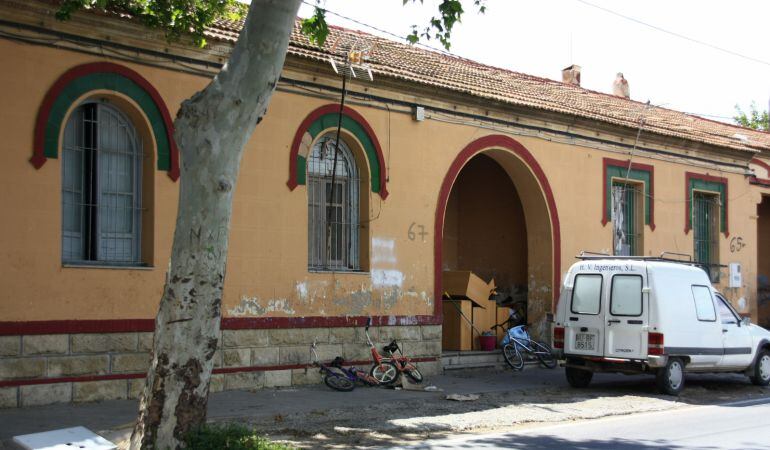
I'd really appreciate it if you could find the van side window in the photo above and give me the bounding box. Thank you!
[610,275,643,316]
[715,297,738,325]
[691,285,716,321]
[571,274,602,315]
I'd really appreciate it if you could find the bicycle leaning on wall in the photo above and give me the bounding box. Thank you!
[492,324,557,371]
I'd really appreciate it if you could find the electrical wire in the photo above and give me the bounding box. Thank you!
[300,0,458,57]
[575,0,770,68]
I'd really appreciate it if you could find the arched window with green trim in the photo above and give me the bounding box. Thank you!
[62,102,144,265]
[307,134,360,271]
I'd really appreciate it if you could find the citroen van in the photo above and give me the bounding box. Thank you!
[553,256,770,395]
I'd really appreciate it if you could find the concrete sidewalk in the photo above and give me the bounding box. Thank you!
[0,367,569,442]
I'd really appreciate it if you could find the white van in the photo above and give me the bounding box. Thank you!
[553,256,770,395]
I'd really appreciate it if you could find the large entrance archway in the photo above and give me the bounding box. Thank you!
[435,135,560,347]
[758,195,770,328]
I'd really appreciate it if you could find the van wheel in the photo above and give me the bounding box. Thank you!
[565,367,593,388]
[656,357,685,395]
[749,349,770,386]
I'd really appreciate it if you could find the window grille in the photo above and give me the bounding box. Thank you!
[611,182,643,256]
[307,136,360,271]
[693,192,720,282]
[62,102,143,265]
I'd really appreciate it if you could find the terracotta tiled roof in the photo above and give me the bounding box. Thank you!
[205,18,770,154]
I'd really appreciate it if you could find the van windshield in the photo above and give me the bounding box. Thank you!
[571,274,602,315]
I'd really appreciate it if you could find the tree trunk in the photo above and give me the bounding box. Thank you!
[130,1,301,448]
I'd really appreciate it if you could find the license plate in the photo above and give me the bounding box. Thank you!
[575,333,596,351]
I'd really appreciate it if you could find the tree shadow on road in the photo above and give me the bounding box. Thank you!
[229,369,769,449]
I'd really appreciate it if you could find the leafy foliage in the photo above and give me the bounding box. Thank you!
[55,0,247,47]
[300,6,329,48]
[58,0,486,50]
[183,423,294,450]
[406,0,486,49]
[300,0,487,50]
[734,102,770,131]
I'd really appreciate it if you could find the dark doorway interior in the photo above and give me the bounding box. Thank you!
[758,196,770,328]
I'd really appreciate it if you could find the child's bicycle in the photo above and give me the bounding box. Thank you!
[492,324,557,371]
[382,340,423,383]
[308,341,382,391]
[363,318,400,385]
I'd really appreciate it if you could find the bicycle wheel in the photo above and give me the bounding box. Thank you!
[324,371,355,392]
[404,366,423,383]
[503,343,524,370]
[370,361,399,385]
[532,341,557,369]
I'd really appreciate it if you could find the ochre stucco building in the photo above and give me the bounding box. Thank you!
[2,1,770,406]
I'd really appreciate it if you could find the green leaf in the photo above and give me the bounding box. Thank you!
[300,7,330,47]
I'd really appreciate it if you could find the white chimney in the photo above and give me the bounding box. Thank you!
[562,64,581,86]
[613,72,630,98]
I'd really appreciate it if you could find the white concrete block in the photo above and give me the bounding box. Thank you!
[13,426,116,450]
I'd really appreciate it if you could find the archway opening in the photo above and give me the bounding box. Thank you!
[438,140,557,352]
[758,195,770,327]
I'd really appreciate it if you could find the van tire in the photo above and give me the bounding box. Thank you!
[749,349,770,386]
[656,357,685,395]
[565,367,593,388]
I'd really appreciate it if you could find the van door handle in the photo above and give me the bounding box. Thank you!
[569,317,579,321]
[722,329,728,333]
[628,320,643,325]
[608,319,621,325]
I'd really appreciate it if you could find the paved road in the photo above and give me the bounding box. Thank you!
[401,397,770,449]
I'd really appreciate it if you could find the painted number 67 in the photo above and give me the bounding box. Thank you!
[408,222,428,242]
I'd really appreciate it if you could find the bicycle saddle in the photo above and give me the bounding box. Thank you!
[330,356,345,368]
[383,341,399,353]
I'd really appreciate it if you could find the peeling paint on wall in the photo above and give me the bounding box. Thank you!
[372,269,405,288]
[296,282,308,302]
[228,296,297,317]
[372,238,397,265]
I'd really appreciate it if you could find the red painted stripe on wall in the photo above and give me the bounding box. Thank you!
[0,315,442,336]
[0,357,439,388]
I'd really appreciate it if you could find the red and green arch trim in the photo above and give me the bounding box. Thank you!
[287,104,388,199]
[30,62,180,181]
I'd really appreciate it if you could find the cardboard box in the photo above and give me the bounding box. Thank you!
[442,271,496,351]
[495,306,513,342]
[472,298,498,349]
[442,300,473,351]
[442,271,496,305]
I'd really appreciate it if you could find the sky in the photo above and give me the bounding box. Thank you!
[297,0,770,124]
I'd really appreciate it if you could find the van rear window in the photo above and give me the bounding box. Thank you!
[571,274,602,315]
[610,275,643,316]
[692,285,716,321]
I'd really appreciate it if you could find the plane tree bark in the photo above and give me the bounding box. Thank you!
[129,1,302,448]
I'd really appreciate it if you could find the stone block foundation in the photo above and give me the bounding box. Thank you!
[0,324,442,408]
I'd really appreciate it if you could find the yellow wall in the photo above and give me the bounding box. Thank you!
[0,37,763,323]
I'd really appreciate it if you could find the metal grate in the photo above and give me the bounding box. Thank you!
[61,102,143,265]
[307,135,360,271]
[611,182,643,256]
[693,192,720,282]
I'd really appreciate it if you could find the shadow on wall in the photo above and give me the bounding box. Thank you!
[758,274,770,328]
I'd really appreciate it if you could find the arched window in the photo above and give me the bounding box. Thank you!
[307,135,360,271]
[62,102,143,265]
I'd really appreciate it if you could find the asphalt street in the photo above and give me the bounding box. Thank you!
[400,397,770,449]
